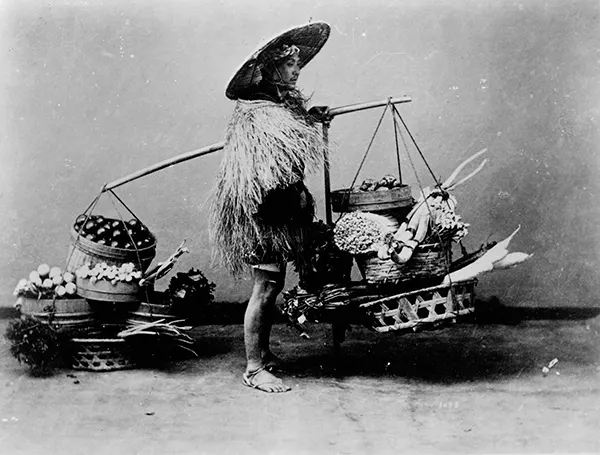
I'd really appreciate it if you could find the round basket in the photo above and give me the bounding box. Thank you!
[75,276,141,303]
[16,296,94,331]
[356,240,452,285]
[69,337,134,371]
[331,185,414,213]
[66,227,157,274]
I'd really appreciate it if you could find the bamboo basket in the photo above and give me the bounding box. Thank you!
[69,337,134,371]
[15,296,94,331]
[356,240,452,285]
[66,227,157,274]
[360,279,477,333]
[331,185,414,213]
[75,277,141,303]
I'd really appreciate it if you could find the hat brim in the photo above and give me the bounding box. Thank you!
[225,22,331,100]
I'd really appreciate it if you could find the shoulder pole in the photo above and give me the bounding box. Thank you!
[101,96,412,197]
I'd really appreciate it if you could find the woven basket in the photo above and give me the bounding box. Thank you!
[360,279,477,333]
[16,296,94,331]
[356,240,452,285]
[66,227,156,274]
[69,337,134,371]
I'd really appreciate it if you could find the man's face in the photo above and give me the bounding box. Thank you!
[274,54,301,87]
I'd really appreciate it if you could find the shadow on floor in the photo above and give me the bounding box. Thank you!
[471,296,600,325]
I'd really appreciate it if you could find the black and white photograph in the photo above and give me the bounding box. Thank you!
[0,0,598,454]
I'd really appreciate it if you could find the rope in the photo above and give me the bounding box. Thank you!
[65,191,103,271]
[392,109,402,184]
[335,99,393,223]
[390,107,454,285]
[391,105,441,188]
[108,189,141,221]
[108,193,152,304]
[348,99,392,190]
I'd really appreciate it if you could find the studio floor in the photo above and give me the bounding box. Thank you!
[1,305,599,455]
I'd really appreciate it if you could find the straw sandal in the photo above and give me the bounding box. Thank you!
[242,366,291,393]
[263,352,284,372]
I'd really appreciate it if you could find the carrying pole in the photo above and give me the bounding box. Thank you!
[101,96,412,194]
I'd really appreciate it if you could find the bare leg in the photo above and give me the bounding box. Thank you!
[243,267,290,393]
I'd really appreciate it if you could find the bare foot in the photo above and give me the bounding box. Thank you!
[243,367,291,393]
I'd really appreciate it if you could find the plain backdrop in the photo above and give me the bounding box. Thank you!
[1,0,598,306]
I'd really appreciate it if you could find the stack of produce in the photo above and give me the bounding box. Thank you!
[14,264,77,300]
[73,215,154,249]
[380,188,469,264]
[355,174,403,192]
[74,262,142,285]
[333,212,398,255]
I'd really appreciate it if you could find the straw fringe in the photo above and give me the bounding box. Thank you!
[209,99,328,276]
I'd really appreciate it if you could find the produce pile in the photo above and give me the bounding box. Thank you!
[355,174,403,191]
[73,214,154,249]
[333,212,398,255]
[380,188,469,264]
[14,264,77,299]
[75,262,142,285]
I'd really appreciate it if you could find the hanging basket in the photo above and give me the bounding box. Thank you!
[355,240,452,285]
[66,226,156,274]
[360,279,477,333]
[331,185,414,213]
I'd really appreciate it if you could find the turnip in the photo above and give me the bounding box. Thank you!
[29,271,42,284]
[65,282,77,295]
[63,272,75,283]
[37,264,50,278]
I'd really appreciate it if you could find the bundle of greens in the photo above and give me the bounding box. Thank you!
[165,268,216,324]
[4,315,62,376]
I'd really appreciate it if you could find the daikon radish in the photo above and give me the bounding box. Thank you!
[493,252,532,270]
[480,225,522,265]
[442,256,494,285]
[396,246,414,263]
[413,212,431,243]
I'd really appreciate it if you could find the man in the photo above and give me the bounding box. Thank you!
[210,22,331,392]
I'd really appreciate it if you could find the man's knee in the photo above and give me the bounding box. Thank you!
[253,268,285,297]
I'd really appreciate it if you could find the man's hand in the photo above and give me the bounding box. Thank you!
[308,105,333,124]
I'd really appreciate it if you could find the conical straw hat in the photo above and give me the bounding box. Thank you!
[225,21,331,100]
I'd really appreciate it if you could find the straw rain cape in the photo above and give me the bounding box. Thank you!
[210,98,328,275]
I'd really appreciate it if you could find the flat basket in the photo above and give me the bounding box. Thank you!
[356,240,452,285]
[360,279,477,333]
